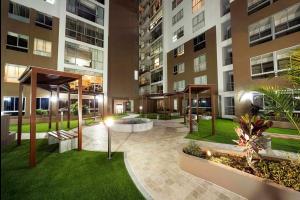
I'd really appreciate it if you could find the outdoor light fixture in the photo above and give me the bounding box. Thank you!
[104,117,114,160]
[50,96,58,102]
[45,0,55,4]
[96,95,103,102]
[239,91,253,103]
[206,150,212,157]
[139,106,143,110]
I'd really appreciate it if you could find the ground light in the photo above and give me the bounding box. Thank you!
[104,117,114,160]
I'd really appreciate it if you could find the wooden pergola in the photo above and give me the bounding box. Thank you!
[17,66,83,167]
[183,84,216,134]
[140,84,217,134]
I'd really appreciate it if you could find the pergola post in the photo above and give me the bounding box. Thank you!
[188,86,192,133]
[67,91,71,129]
[211,86,216,135]
[168,95,171,119]
[56,86,60,134]
[17,84,23,145]
[49,90,52,130]
[93,95,96,119]
[77,77,83,150]
[30,70,37,167]
[164,95,166,119]
[145,96,148,117]
[102,94,104,120]
[196,93,199,123]
[183,93,186,124]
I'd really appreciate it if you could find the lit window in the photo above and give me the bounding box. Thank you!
[4,64,27,83]
[194,54,206,72]
[173,44,184,57]
[173,63,184,75]
[34,38,52,57]
[249,17,272,46]
[250,53,274,77]
[172,26,184,42]
[172,9,183,25]
[172,0,183,10]
[192,0,205,13]
[194,75,207,84]
[173,80,185,91]
[3,97,26,115]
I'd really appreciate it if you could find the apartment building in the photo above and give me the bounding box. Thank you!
[138,0,299,120]
[1,0,61,116]
[1,0,139,117]
[231,0,300,117]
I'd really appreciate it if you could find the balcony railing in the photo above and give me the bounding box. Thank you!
[248,0,270,15]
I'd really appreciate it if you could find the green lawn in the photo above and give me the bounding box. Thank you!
[9,119,98,133]
[1,140,144,200]
[185,119,300,153]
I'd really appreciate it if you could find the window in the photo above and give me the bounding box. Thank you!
[248,0,271,15]
[151,69,163,83]
[4,64,27,83]
[277,45,300,71]
[6,32,29,52]
[194,54,206,72]
[221,0,230,16]
[192,11,205,32]
[172,0,183,10]
[151,23,162,42]
[173,80,185,91]
[173,63,184,75]
[3,97,26,115]
[66,0,104,26]
[36,98,49,110]
[8,1,29,22]
[222,21,231,41]
[192,0,204,13]
[66,16,104,48]
[172,9,183,25]
[65,42,104,70]
[274,3,300,38]
[250,53,274,77]
[172,26,184,42]
[34,38,52,57]
[173,44,184,57]
[249,17,272,46]
[223,45,233,65]
[193,33,206,51]
[224,71,234,91]
[194,75,207,84]
[224,97,235,115]
[150,39,162,56]
[35,12,53,29]
[151,53,163,70]
[150,9,162,30]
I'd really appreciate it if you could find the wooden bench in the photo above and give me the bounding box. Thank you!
[48,130,78,153]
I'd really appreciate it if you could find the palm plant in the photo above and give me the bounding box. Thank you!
[254,49,300,134]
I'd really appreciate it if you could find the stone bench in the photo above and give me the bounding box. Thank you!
[48,130,78,153]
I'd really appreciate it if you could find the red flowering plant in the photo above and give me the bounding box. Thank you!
[233,114,273,172]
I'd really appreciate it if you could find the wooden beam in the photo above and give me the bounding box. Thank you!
[102,94,105,120]
[168,95,171,119]
[56,86,60,134]
[196,93,199,123]
[17,84,23,145]
[67,91,71,128]
[189,86,192,133]
[77,77,83,150]
[49,91,52,130]
[29,70,37,167]
[183,93,186,124]
[93,94,96,119]
[211,86,216,135]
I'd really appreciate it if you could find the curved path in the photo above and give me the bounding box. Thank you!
[82,120,246,200]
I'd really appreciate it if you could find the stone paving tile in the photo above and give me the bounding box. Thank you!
[82,121,246,200]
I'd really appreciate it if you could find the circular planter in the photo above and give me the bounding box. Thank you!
[111,118,153,133]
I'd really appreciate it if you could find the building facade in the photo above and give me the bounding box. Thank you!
[138,0,300,120]
[1,0,139,118]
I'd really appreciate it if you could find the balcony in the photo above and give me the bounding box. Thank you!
[224,57,233,66]
[139,79,150,86]
[139,66,150,74]
[225,82,234,92]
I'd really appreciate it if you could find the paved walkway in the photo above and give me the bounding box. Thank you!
[82,120,245,200]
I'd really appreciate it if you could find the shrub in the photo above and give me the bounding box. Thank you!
[36,109,48,116]
[70,102,89,116]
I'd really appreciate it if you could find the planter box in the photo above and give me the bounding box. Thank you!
[179,151,300,200]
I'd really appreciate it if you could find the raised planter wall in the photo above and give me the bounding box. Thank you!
[111,118,153,133]
[179,151,300,200]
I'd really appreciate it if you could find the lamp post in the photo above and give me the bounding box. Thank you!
[139,106,143,115]
[104,117,114,160]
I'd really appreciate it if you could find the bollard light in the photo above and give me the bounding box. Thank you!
[104,117,114,160]
[206,150,212,157]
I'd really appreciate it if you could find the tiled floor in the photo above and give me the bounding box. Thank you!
[82,120,246,200]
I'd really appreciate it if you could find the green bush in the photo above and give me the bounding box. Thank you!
[36,109,48,116]
[70,102,89,116]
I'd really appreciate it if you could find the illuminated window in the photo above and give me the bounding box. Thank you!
[194,75,207,84]
[192,0,205,13]
[192,11,205,32]
[194,54,206,72]
[4,64,27,83]
[34,38,52,57]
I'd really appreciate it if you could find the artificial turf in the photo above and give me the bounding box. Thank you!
[1,140,144,200]
[185,119,300,153]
